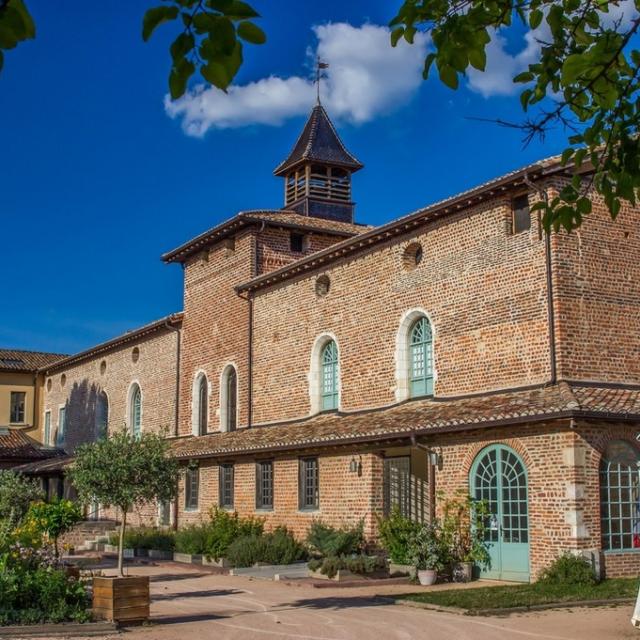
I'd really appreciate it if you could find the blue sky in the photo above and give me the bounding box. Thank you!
[1,0,575,355]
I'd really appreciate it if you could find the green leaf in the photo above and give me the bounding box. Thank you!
[10,0,35,39]
[529,9,543,30]
[0,50,3,73]
[202,59,231,90]
[560,148,574,165]
[224,0,259,19]
[207,0,234,11]
[170,32,195,61]
[468,48,486,72]
[237,20,265,45]
[142,6,179,42]
[576,197,592,215]
[438,64,458,90]
[390,27,404,47]
[169,58,196,99]
[513,71,534,83]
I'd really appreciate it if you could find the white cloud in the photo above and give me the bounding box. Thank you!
[467,1,639,98]
[165,23,429,136]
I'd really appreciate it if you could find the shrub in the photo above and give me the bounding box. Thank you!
[109,527,175,551]
[407,523,446,571]
[24,499,83,557]
[377,507,422,564]
[306,520,364,558]
[175,524,209,555]
[226,527,307,568]
[0,559,90,625]
[205,508,263,561]
[308,554,385,578]
[538,553,597,586]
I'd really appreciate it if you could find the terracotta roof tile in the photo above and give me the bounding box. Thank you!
[0,349,67,372]
[170,383,640,460]
[0,429,65,462]
[13,454,73,475]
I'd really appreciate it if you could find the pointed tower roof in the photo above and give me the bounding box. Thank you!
[274,105,363,176]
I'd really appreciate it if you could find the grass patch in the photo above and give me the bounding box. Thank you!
[397,578,640,611]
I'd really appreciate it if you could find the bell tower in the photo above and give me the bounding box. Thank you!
[274,104,363,223]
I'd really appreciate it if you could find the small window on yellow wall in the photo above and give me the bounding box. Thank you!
[512,194,531,234]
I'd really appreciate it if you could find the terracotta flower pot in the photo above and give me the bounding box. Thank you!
[417,569,438,586]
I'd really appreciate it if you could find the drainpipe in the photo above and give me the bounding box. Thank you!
[524,174,557,385]
[164,317,181,437]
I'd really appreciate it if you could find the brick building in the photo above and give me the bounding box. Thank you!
[25,104,640,581]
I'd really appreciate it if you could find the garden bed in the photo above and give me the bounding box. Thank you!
[394,578,640,615]
[0,621,118,637]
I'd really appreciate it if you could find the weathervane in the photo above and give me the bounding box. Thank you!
[315,56,329,104]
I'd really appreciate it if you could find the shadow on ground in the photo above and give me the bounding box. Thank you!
[153,588,244,601]
[149,572,211,583]
[274,595,390,612]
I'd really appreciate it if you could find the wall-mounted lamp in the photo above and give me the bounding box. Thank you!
[428,448,443,471]
[349,455,362,475]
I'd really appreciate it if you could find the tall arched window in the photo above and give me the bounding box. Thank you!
[193,373,208,436]
[220,366,237,432]
[321,340,339,411]
[95,391,108,440]
[409,317,433,397]
[129,383,142,438]
[600,440,640,551]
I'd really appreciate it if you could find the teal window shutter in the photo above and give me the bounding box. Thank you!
[409,317,433,398]
[57,407,66,446]
[321,340,339,411]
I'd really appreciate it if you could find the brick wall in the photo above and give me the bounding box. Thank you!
[250,194,552,424]
[550,180,640,384]
[177,451,384,539]
[43,328,179,451]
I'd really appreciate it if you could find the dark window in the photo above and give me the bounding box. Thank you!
[198,375,208,435]
[290,232,304,253]
[226,368,237,432]
[185,465,199,510]
[10,391,25,423]
[383,456,411,517]
[299,458,319,510]
[512,194,531,234]
[256,461,273,510]
[219,464,234,509]
[95,392,108,440]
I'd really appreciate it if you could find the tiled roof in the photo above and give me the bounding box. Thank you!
[237,153,569,294]
[171,382,638,460]
[0,349,67,373]
[162,210,370,264]
[274,105,363,176]
[13,454,74,475]
[43,313,183,373]
[0,429,65,462]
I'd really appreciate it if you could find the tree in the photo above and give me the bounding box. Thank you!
[2,1,640,232]
[0,469,42,527]
[25,499,82,558]
[69,429,179,576]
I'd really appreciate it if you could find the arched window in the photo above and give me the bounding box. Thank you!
[321,340,339,411]
[409,317,433,397]
[129,383,142,438]
[192,373,208,436]
[600,440,640,551]
[220,366,237,432]
[95,391,108,440]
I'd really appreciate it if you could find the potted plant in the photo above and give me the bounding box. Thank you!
[407,523,444,586]
[440,491,491,582]
[377,507,422,578]
[70,429,178,623]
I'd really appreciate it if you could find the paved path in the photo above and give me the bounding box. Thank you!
[62,564,640,639]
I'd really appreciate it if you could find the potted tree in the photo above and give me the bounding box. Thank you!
[440,492,491,582]
[407,523,444,586]
[70,429,178,623]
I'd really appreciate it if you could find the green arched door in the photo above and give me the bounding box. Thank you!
[470,444,530,582]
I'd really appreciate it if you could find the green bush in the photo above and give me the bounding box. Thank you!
[538,553,597,586]
[308,554,385,578]
[377,507,422,564]
[0,562,90,625]
[306,520,364,558]
[25,499,83,557]
[174,524,209,555]
[226,527,307,568]
[109,527,175,551]
[205,508,263,561]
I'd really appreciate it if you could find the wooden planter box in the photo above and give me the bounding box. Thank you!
[92,576,150,623]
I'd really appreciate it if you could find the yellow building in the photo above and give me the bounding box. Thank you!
[0,349,66,468]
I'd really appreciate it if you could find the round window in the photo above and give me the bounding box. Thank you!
[60,374,66,388]
[100,360,107,375]
[402,242,423,271]
[132,347,140,363]
[46,378,52,392]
